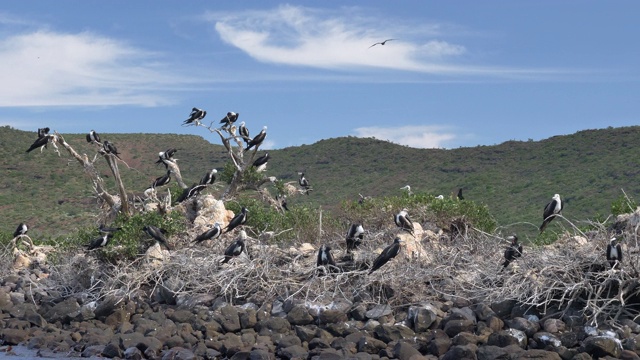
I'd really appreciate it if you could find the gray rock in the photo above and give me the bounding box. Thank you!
[580,335,623,358]
[448,307,477,323]
[276,334,302,349]
[532,332,562,348]
[319,309,348,324]
[229,351,251,360]
[287,305,314,325]
[216,305,242,333]
[490,300,516,318]
[161,347,196,360]
[277,344,308,360]
[167,309,194,324]
[393,341,421,360]
[350,304,368,321]
[487,329,527,349]
[471,303,496,322]
[240,308,258,329]
[357,336,386,354]
[408,306,437,332]
[621,349,640,360]
[124,346,144,360]
[374,324,416,343]
[543,318,566,333]
[157,277,184,305]
[506,317,539,337]
[256,317,291,335]
[452,332,479,346]
[249,349,274,360]
[119,332,147,349]
[40,298,81,324]
[477,344,522,360]
[485,315,504,332]
[309,337,331,350]
[82,345,105,358]
[221,333,246,357]
[442,344,478,360]
[444,319,476,337]
[102,342,123,358]
[366,304,392,319]
[428,329,452,356]
[1,328,28,345]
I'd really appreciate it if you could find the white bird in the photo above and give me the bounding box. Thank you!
[394,208,414,235]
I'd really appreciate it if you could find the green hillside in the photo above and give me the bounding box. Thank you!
[2,125,639,239]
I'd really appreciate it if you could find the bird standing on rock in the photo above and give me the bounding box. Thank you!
[394,208,414,235]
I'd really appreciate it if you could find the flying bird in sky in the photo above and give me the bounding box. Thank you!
[368,39,396,48]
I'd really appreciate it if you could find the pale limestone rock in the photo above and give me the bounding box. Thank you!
[145,242,168,266]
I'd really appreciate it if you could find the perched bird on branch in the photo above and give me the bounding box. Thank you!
[368,39,396,48]
[87,233,113,250]
[183,107,206,125]
[457,188,465,200]
[394,208,414,235]
[156,148,177,165]
[176,183,207,203]
[277,194,289,211]
[86,130,101,144]
[26,134,53,153]
[37,127,50,139]
[540,193,563,233]
[502,235,523,269]
[606,237,623,269]
[151,171,171,189]
[102,141,122,160]
[369,237,402,274]
[222,237,246,264]
[13,223,28,238]
[143,225,173,251]
[317,244,336,267]
[238,122,250,144]
[200,169,218,186]
[346,223,365,252]
[193,222,222,244]
[245,126,267,152]
[224,207,248,234]
[220,111,239,128]
[252,153,269,172]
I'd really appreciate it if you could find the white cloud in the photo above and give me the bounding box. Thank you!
[353,125,459,149]
[0,30,191,107]
[206,5,560,78]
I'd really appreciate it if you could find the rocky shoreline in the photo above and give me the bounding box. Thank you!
[1,268,639,360]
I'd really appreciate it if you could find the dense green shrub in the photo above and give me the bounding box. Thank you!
[611,193,637,216]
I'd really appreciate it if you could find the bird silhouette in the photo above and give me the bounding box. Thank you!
[368,39,396,49]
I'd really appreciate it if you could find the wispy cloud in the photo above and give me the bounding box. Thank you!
[354,125,461,149]
[0,30,192,107]
[206,5,560,79]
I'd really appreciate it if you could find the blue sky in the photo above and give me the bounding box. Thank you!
[1,1,638,149]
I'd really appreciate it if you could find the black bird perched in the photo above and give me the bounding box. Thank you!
[98,224,122,233]
[316,244,336,267]
[244,126,267,152]
[368,39,396,48]
[151,171,171,189]
[394,208,414,235]
[219,111,239,128]
[37,127,50,138]
[87,233,113,250]
[13,223,28,238]
[200,169,218,186]
[175,183,207,203]
[26,134,52,153]
[224,207,248,234]
[238,122,250,143]
[155,148,177,165]
[540,193,563,233]
[252,153,269,172]
[346,223,365,252]
[369,237,402,274]
[606,237,623,269]
[183,107,206,125]
[222,238,246,264]
[298,172,311,194]
[457,188,464,200]
[143,225,173,251]
[102,141,122,160]
[502,235,523,269]
[193,222,222,244]
[86,130,101,144]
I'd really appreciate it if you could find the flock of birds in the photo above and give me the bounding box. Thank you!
[17,106,625,273]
